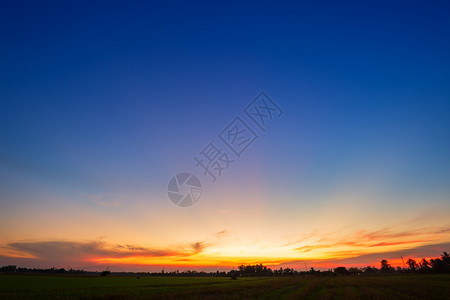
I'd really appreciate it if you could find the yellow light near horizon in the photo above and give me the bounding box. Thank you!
[91,254,293,267]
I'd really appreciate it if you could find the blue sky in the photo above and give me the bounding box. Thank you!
[1,1,449,270]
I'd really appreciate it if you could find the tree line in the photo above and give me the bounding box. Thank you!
[1,252,448,277]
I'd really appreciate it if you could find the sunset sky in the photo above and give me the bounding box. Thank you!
[1,1,450,272]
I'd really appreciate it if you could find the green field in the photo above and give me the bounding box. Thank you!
[1,274,449,299]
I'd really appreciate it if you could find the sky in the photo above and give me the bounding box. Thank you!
[1,1,450,271]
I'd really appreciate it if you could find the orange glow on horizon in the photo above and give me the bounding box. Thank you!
[90,255,290,268]
[88,253,443,270]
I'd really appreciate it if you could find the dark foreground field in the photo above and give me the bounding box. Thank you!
[1,274,449,299]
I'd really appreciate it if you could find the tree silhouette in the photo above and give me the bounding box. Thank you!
[406,258,417,272]
[380,259,394,273]
[429,252,450,273]
[2,251,449,277]
[334,267,348,275]
[418,258,431,273]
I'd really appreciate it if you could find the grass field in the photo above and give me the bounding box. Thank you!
[1,274,449,299]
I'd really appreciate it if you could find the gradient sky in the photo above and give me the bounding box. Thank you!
[1,1,450,271]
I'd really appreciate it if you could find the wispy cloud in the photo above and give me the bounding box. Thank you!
[78,192,122,207]
[215,230,227,238]
[0,238,210,268]
[5,240,178,259]
[293,225,450,255]
[0,226,228,270]
[190,241,208,254]
[1,223,448,271]
[278,242,450,269]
